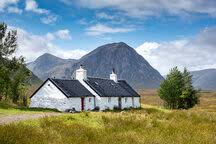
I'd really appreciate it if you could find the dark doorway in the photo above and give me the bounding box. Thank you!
[118,97,122,109]
[81,97,85,111]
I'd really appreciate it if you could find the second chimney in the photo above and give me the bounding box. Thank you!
[110,68,117,82]
[75,65,87,80]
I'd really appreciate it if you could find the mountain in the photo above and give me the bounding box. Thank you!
[28,72,42,85]
[191,69,216,90]
[27,42,164,89]
[27,53,77,80]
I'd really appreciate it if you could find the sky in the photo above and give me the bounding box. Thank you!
[0,0,216,75]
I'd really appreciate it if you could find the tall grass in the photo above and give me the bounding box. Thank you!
[0,108,215,144]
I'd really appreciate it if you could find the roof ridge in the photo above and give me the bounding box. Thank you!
[87,76,114,81]
[51,78,78,81]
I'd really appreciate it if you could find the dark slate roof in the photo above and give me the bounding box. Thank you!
[84,77,139,97]
[31,77,140,98]
[118,80,140,97]
[50,78,94,97]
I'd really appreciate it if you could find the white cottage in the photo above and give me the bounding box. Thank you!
[30,66,141,111]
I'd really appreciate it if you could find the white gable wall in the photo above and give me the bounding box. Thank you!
[30,80,95,111]
[31,80,66,100]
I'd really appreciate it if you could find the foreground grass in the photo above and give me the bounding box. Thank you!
[0,107,216,144]
[0,90,215,143]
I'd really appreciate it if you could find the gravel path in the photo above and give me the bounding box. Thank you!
[0,113,62,125]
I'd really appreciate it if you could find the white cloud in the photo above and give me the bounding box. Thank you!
[46,29,72,40]
[0,0,19,11]
[25,0,58,24]
[78,0,216,18]
[86,23,134,36]
[136,27,216,75]
[96,12,115,20]
[40,15,58,24]
[7,6,22,14]
[25,0,49,14]
[78,19,88,25]
[55,29,72,40]
[10,27,84,62]
[136,42,160,56]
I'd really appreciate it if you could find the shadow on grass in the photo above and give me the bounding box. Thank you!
[18,107,60,112]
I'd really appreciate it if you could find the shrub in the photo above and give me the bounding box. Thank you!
[158,67,199,109]
[113,106,121,111]
[93,106,100,111]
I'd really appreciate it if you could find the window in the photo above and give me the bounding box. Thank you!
[125,97,128,102]
[89,98,91,102]
[108,97,111,103]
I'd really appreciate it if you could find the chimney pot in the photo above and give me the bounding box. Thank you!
[110,68,117,82]
[74,65,87,80]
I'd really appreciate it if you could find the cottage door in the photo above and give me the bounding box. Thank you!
[81,97,85,111]
[118,97,122,109]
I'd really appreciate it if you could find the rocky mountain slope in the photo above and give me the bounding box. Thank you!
[27,42,164,89]
[27,53,77,80]
[191,69,216,90]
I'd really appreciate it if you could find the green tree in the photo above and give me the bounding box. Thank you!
[0,23,30,103]
[158,67,199,109]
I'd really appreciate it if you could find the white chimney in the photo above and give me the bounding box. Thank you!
[75,65,87,80]
[110,68,117,82]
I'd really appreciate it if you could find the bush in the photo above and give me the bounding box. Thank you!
[113,106,121,111]
[93,106,100,111]
[158,67,199,109]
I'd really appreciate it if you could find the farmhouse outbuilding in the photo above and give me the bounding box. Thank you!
[30,66,141,111]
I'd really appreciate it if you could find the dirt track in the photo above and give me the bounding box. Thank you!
[0,113,62,125]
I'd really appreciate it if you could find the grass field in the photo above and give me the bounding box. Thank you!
[0,90,216,144]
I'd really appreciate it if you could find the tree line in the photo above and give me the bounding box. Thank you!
[0,23,30,105]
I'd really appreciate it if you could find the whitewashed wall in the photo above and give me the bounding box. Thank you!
[84,97,95,110]
[133,97,141,108]
[95,97,119,110]
[30,80,95,111]
[121,97,133,109]
[94,96,141,110]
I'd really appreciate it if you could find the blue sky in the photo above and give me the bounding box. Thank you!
[1,0,216,74]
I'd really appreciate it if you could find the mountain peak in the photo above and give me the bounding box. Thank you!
[101,42,130,49]
[111,42,128,46]
[38,53,59,59]
[27,42,164,89]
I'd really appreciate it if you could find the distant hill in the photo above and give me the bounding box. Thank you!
[27,42,164,89]
[191,69,216,90]
[27,53,77,80]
